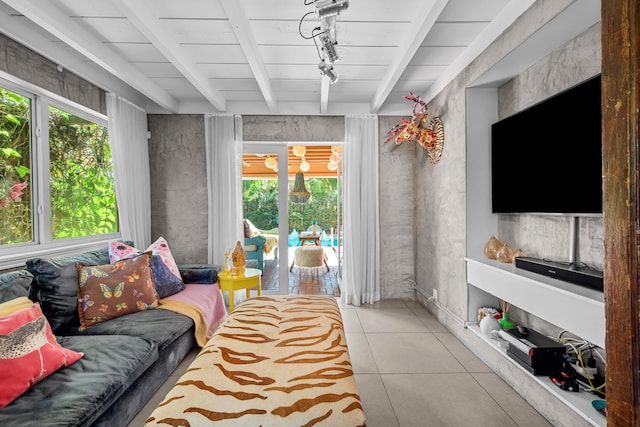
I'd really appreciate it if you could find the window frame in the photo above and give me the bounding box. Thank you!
[0,75,120,269]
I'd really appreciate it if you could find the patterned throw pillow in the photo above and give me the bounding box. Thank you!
[0,300,83,408]
[109,237,184,298]
[77,253,159,330]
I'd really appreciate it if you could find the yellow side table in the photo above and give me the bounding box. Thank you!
[218,267,262,311]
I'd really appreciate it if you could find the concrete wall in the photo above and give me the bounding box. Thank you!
[148,114,208,264]
[0,32,105,114]
[379,117,416,299]
[243,115,344,141]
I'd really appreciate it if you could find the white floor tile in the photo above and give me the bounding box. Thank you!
[434,332,493,373]
[382,373,518,427]
[472,373,553,426]
[355,307,429,333]
[341,307,364,333]
[354,374,400,427]
[366,332,466,374]
[345,332,379,374]
[406,302,450,333]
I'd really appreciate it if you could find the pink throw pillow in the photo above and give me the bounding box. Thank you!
[0,302,83,408]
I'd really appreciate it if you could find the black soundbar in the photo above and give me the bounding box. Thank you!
[514,256,603,291]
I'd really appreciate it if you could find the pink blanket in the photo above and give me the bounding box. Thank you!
[159,284,228,346]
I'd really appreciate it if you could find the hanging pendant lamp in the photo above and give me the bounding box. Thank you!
[289,172,311,203]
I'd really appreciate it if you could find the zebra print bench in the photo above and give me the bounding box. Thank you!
[145,296,366,427]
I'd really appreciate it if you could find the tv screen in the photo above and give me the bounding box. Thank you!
[491,75,602,215]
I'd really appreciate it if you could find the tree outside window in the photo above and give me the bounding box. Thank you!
[48,106,118,239]
[0,83,118,249]
[0,88,31,245]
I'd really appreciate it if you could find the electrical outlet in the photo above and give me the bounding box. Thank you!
[432,289,438,301]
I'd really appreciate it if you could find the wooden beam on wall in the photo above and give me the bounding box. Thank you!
[602,0,640,425]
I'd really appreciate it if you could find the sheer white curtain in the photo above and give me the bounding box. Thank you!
[205,114,243,265]
[106,93,151,248]
[341,115,380,306]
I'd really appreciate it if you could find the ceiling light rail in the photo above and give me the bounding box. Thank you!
[299,0,349,84]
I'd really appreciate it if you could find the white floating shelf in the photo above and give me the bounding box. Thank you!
[465,257,605,348]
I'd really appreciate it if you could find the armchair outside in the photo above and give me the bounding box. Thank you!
[245,235,268,273]
[243,219,278,274]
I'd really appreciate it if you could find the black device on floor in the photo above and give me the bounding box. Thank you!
[550,367,580,392]
[499,328,566,375]
[514,256,603,291]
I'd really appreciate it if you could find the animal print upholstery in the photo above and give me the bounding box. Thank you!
[146,296,366,427]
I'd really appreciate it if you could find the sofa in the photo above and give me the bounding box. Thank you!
[243,219,278,274]
[0,243,222,427]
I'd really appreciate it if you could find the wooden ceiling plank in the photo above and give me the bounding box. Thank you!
[370,0,450,113]
[1,0,179,112]
[114,0,227,111]
[220,0,277,112]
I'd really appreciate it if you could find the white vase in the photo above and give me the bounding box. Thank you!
[479,315,500,337]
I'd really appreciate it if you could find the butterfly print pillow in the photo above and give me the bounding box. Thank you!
[108,237,184,299]
[76,252,159,330]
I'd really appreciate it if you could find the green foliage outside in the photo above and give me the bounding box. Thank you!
[48,106,118,239]
[0,88,32,244]
[0,86,118,245]
[243,177,340,234]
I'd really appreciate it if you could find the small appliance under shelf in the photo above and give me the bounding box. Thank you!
[467,324,606,427]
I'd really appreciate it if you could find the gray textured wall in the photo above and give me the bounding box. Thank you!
[379,116,417,299]
[148,114,208,264]
[0,32,105,114]
[242,115,345,141]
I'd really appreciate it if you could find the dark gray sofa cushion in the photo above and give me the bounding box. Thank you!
[92,330,197,427]
[69,308,195,351]
[0,334,157,427]
[26,242,133,335]
[0,270,32,303]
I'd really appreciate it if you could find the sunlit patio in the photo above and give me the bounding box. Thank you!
[247,245,341,297]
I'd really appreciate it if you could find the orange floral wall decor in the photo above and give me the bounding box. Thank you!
[385,92,444,164]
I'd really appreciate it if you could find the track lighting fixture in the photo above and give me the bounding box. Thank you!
[319,33,340,63]
[299,0,348,82]
[314,0,349,18]
[318,60,339,84]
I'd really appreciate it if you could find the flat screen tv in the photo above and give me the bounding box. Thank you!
[491,75,602,215]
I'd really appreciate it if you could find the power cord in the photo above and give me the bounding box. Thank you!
[553,330,606,397]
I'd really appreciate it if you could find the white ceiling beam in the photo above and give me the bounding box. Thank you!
[320,77,330,113]
[220,0,277,113]
[0,7,149,108]
[1,0,179,112]
[370,0,450,113]
[113,0,226,111]
[423,0,537,102]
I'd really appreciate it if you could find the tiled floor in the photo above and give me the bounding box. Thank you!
[128,298,552,426]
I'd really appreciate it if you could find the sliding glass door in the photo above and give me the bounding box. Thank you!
[242,143,288,294]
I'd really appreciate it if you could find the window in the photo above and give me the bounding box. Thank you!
[48,106,117,239]
[0,80,119,260]
[0,87,32,245]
